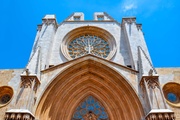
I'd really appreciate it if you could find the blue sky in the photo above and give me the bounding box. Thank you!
[0,0,179,69]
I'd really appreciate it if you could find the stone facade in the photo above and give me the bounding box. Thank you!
[0,12,179,120]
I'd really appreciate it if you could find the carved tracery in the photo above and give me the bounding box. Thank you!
[68,35,110,59]
[72,96,109,120]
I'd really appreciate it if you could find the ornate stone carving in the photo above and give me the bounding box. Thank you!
[68,35,110,59]
[61,26,117,61]
[10,113,15,119]
[139,76,171,113]
[136,24,142,30]
[122,17,136,25]
[146,112,175,120]
[20,77,34,88]
[16,113,22,120]
[4,112,35,120]
[37,24,42,31]
[42,19,57,28]
[140,76,160,89]
[23,113,30,120]
[20,76,40,92]
[83,112,97,120]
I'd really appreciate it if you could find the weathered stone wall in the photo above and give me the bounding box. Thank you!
[157,68,180,120]
[0,69,23,120]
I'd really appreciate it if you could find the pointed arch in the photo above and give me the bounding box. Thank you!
[72,95,109,120]
[35,58,144,120]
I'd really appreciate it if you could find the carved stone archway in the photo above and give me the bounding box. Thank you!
[35,58,144,120]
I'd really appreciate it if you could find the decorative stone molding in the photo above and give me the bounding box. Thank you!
[36,58,144,120]
[20,75,40,92]
[43,19,56,25]
[140,76,166,111]
[140,76,175,119]
[61,26,117,60]
[4,109,35,120]
[140,76,160,89]
[145,109,175,120]
[42,19,58,29]
[122,17,136,25]
[136,24,142,30]
[37,24,42,31]
[163,82,180,107]
[0,86,13,108]
[83,112,97,120]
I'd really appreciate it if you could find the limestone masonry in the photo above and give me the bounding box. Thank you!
[0,12,179,120]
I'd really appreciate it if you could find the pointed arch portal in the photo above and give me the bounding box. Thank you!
[35,57,144,120]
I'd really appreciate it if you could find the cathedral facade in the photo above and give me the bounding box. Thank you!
[0,12,180,120]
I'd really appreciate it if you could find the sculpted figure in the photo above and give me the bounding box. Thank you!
[83,112,97,120]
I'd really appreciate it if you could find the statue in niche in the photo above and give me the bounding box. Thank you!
[83,111,97,120]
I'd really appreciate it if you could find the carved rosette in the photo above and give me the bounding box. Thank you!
[146,112,175,120]
[4,112,34,120]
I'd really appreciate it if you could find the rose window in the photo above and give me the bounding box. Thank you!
[68,35,110,59]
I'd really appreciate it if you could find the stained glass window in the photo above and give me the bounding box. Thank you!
[0,94,11,104]
[68,35,110,59]
[167,93,177,103]
[72,96,109,120]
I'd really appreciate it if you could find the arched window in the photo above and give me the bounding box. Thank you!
[72,96,109,120]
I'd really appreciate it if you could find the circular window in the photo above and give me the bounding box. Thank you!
[68,35,110,59]
[0,86,13,107]
[0,94,11,104]
[167,93,177,103]
[163,82,180,107]
[61,26,117,60]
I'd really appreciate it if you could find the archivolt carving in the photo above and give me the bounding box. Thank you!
[35,59,144,120]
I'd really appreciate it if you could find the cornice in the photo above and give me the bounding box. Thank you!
[41,54,138,73]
